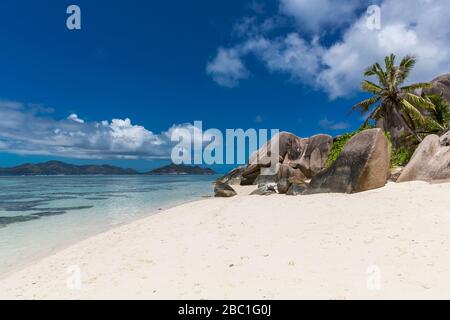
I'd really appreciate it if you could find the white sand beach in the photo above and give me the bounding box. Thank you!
[2,181,450,300]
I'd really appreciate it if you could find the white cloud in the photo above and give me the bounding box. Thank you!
[250,34,323,82]
[318,118,350,130]
[316,0,450,98]
[0,100,23,110]
[279,0,367,32]
[163,122,205,146]
[67,113,85,123]
[207,34,323,88]
[209,0,450,99]
[0,101,200,159]
[206,47,249,88]
[232,15,288,39]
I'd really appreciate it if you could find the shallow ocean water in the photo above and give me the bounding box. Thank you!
[0,175,216,275]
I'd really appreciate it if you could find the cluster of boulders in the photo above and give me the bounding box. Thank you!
[215,128,392,197]
[213,73,450,197]
[215,127,450,197]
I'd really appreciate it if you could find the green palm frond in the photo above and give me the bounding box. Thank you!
[352,96,381,113]
[400,99,426,125]
[361,80,383,94]
[418,114,444,132]
[400,82,432,92]
[405,93,436,111]
[356,53,444,145]
[398,55,416,83]
[364,63,387,86]
[364,65,376,77]
[385,54,396,71]
[385,55,397,89]
[366,105,383,122]
[399,55,416,69]
[428,94,450,127]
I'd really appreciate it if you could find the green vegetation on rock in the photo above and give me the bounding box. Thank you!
[326,126,415,168]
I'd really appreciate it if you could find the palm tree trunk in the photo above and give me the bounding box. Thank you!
[392,107,422,143]
[383,105,402,148]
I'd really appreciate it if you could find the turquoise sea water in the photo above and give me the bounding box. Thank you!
[0,175,216,275]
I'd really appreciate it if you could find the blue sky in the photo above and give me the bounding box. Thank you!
[0,0,449,171]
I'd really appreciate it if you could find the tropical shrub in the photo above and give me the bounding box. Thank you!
[391,147,415,167]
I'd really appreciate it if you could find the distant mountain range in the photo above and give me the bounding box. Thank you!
[0,161,138,175]
[0,161,216,176]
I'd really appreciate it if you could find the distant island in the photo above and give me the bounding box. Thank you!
[147,163,216,175]
[0,161,216,176]
[0,161,138,175]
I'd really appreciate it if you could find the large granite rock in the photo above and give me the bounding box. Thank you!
[286,180,309,196]
[306,129,390,194]
[216,166,245,185]
[240,164,260,185]
[284,134,333,178]
[282,137,308,167]
[240,176,259,186]
[389,167,404,182]
[423,73,450,104]
[255,163,281,187]
[242,132,332,186]
[441,129,450,146]
[241,132,304,186]
[214,183,237,197]
[250,183,278,196]
[253,163,305,194]
[276,164,306,194]
[397,131,450,182]
[248,132,302,167]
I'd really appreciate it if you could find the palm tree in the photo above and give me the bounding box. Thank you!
[353,54,441,147]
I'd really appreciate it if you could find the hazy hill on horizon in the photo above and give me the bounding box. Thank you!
[0,160,216,176]
[147,163,216,175]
